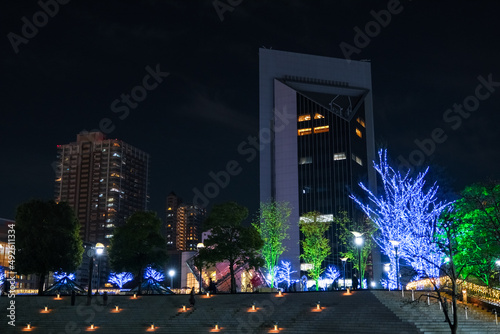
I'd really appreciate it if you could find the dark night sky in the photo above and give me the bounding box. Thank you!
[1,0,500,220]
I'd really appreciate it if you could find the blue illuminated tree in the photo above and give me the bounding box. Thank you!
[351,150,451,288]
[143,266,165,282]
[53,272,75,281]
[277,260,296,288]
[108,272,134,289]
[0,272,4,286]
[325,266,340,281]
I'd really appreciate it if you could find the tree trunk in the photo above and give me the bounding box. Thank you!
[38,273,46,296]
[270,266,275,289]
[138,267,143,295]
[229,260,236,294]
[451,281,458,334]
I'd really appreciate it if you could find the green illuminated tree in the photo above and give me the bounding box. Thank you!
[253,201,291,288]
[335,212,376,288]
[448,182,500,286]
[299,211,331,291]
[457,182,500,240]
[109,211,168,295]
[199,202,264,294]
[15,200,83,295]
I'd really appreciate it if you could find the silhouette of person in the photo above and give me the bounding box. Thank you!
[352,275,358,290]
[189,287,196,307]
[302,276,308,291]
[209,278,217,294]
[103,291,108,306]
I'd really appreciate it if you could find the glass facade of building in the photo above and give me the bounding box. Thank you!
[259,49,379,282]
[295,89,369,267]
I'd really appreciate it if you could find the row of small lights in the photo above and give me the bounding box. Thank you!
[406,276,500,303]
[29,291,325,332]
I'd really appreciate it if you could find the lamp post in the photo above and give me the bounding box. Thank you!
[197,242,205,294]
[389,240,401,290]
[384,263,391,290]
[340,257,348,289]
[168,269,175,288]
[351,231,364,289]
[86,243,104,306]
[95,243,104,293]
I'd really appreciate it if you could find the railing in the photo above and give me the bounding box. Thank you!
[406,276,500,305]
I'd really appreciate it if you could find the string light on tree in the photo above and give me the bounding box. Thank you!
[351,149,451,289]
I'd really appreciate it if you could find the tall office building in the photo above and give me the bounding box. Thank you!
[55,131,150,245]
[259,49,379,282]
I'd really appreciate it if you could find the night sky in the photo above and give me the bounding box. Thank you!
[2,0,500,221]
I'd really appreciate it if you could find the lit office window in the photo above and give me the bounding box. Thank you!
[299,157,313,165]
[298,128,312,136]
[298,114,311,122]
[314,125,329,134]
[334,153,346,161]
[357,117,366,127]
[352,154,363,166]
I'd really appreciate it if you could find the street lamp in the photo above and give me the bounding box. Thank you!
[168,269,175,288]
[384,263,391,290]
[87,243,104,306]
[340,257,348,289]
[389,240,401,290]
[351,231,364,289]
[95,243,104,293]
[197,242,205,294]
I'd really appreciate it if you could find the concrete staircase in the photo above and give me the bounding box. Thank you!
[0,291,497,333]
[372,290,500,333]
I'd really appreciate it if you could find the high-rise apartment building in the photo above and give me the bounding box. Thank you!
[55,131,150,245]
[164,192,205,251]
[176,204,205,251]
[259,49,379,282]
[165,192,181,250]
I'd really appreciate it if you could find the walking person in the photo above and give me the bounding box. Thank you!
[189,287,196,307]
